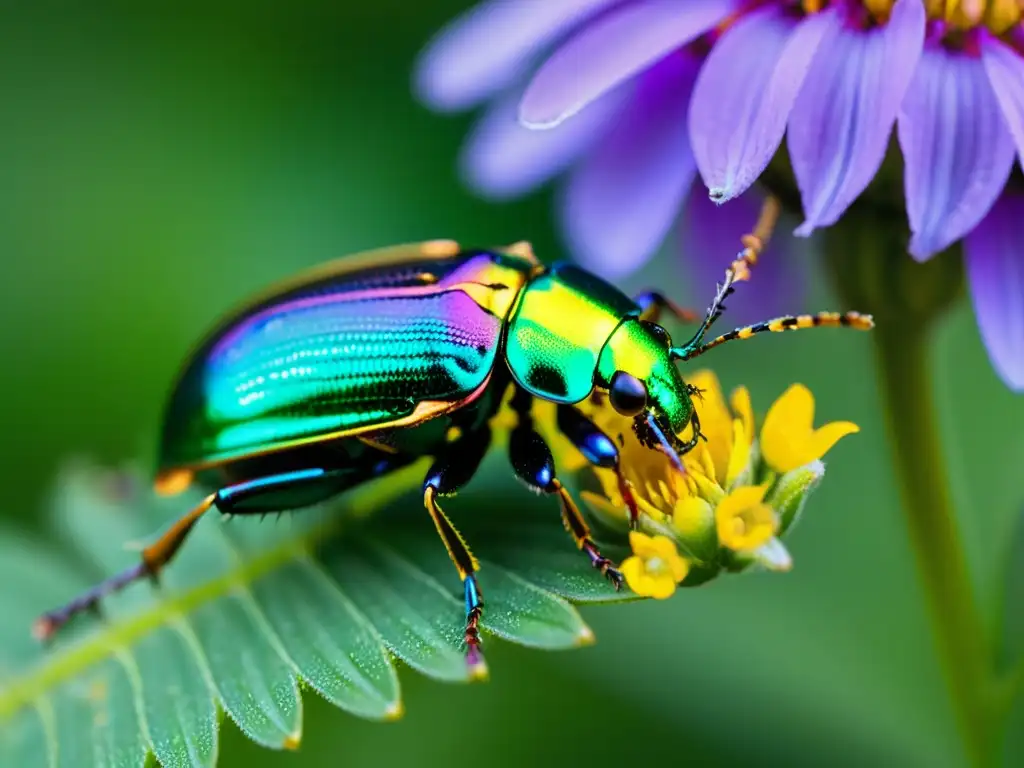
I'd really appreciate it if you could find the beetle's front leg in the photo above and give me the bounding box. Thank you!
[508,390,624,589]
[555,403,642,530]
[421,426,491,681]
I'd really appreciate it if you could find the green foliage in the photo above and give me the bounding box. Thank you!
[0,460,631,767]
[999,505,1024,674]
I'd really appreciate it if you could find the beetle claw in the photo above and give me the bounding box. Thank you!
[602,563,625,591]
[584,542,623,590]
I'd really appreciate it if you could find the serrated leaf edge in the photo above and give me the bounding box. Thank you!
[0,515,339,721]
[293,553,402,718]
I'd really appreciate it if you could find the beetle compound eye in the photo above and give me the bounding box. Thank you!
[609,372,647,417]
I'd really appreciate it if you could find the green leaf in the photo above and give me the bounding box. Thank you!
[5,700,55,768]
[0,461,638,766]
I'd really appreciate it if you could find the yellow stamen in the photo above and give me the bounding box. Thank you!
[863,0,896,20]
[865,0,1022,31]
[985,0,1023,32]
[929,0,1022,31]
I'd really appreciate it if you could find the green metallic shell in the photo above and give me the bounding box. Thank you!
[505,263,640,403]
[158,244,534,474]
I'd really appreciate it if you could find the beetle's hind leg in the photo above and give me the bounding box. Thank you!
[33,463,400,642]
[33,492,216,641]
[421,426,492,681]
[508,389,624,589]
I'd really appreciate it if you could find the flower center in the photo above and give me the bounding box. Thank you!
[798,0,1021,35]
[716,496,777,552]
[929,0,1021,33]
[646,556,666,575]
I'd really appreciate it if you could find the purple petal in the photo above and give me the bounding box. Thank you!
[559,55,699,279]
[460,84,624,200]
[413,0,617,112]
[898,44,1015,260]
[789,0,925,235]
[981,34,1024,168]
[689,6,832,204]
[519,0,734,128]
[965,194,1024,391]
[680,190,802,326]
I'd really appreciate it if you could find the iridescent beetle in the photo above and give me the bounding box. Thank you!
[36,200,872,677]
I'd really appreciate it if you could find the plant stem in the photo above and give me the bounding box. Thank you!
[819,204,1003,765]
[873,319,994,767]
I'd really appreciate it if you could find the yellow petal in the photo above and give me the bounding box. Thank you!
[636,494,669,523]
[727,386,755,486]
[690,469,725,506]
[718,483,767,511]
[580,490,629,526]
[668,553,690,583]
[696,447,718,484]
[619,556,650,594]
[649,534,681,561]
[622,533,687,598]
[725,417,752,488]
[715,484,777,551]
[645,573,678,600]
[760,383,859,473]
[684,369,732,485]
[620,556,669,598]
[593,467,624,505]
[730,385,755,445]
[627,530,659,558]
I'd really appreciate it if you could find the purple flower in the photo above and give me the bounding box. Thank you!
[413,0,796,324]
[414,0,1024,392]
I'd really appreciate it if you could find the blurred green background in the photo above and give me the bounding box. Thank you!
[1,3,1022,766]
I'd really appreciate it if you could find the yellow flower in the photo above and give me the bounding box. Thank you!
[759,384,859,473]
[620,532,689,599]
[714,484,777,552]
[680,370,758,490]
[564,372,855,579]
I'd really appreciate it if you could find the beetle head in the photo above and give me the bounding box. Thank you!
[596,319,699,467]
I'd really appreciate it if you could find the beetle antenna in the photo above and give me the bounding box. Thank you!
[674,311,874,362]
[670,195,873,359]
[670,196,781,360]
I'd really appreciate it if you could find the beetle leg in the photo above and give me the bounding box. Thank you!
[421,426,492,681]
[34,462,401,642]
[33,492,216,641]
[633,291,700,325]
[509,390,624,589]
[555,404,642,530]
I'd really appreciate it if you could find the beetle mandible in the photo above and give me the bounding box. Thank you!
[35,198,872,677]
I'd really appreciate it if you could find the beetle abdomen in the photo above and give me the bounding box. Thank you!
[159,247,533,473]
